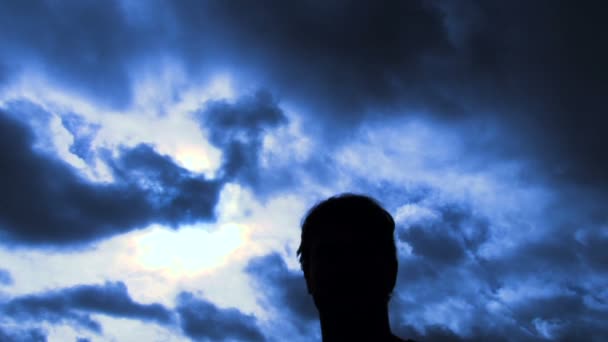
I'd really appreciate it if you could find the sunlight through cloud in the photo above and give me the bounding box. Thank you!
[135,223,247,277]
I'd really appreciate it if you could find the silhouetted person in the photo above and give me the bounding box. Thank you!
[297,194,415,342]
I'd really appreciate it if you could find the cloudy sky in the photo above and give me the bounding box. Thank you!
[0,1,607,341]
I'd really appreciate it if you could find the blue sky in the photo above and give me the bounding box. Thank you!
[0,1,607,341]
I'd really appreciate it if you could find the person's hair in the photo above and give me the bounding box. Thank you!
[296,193,397,283]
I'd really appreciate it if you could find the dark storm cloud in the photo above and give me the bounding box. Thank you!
[245,253,317,326]
[2,283,271,341]
[0,326,46,342]
[168,0,608,188]
[483,229,589,282]
[197,90,291,193]
[0,269,12,286]
[176,292,266,342]
[0,0,153,108]
[0,281,174,334]
[0,106,222,247]
[398,201,490,267]
[172,0,452,117]
[1,1,605,187]
[442,1,608,188]
[106,144,222,224]
[402,225,466,265]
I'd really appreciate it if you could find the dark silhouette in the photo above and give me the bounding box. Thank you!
[297,194,415,342]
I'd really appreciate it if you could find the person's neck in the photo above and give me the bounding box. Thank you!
[318,301,393,342]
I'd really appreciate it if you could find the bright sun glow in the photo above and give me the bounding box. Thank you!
[134,223,247,276]
[173,144,214,173]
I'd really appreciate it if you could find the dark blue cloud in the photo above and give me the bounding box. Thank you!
[245,253,317,327]
[0,106,223,247]
[1,0,605,189]
[106,144,222,225]
[165,0,608,191]
[0,325,46,342]
[449,1,608,189]
[0,281,174,334]
[170,0,451,117]
[0,269,12,286]
[176,292,266,342]
[398,202,490,267]
[2,282,271,341]
[197,89,293,195]
[0,0,151,108]
[291,1,602,192]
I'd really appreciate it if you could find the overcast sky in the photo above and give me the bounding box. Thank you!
[0,1,607,341]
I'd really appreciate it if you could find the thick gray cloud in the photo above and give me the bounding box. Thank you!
[173,1,451,116]
[196,89,294,196]
[176,292,267,342]
[398,202,490,267]
[0,105,223,247]
[165,0,608,191]
[0,281,271,341]
[1,281,174,334]
[1,0,605,189]
[245,253,317,323]
[0,325,46,342]
[0,0,169,108]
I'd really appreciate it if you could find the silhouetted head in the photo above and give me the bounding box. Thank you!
[297,193,398,314]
